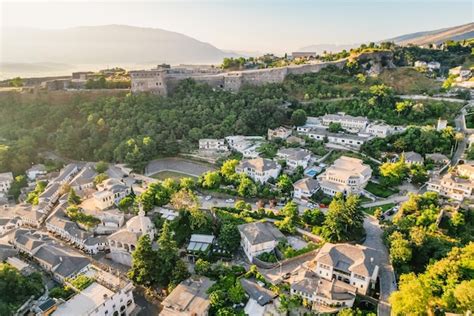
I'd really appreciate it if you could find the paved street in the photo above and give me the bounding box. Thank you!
[361,195,409,208]
[363,216,396,316]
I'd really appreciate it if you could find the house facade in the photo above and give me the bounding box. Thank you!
[237,222,285,262]
[317,156,372,196]
[268,127,292,141]
[198,139,229,152]
[236,158,281,184]
[0,172,13,194]
[293,178,319,200]
[276,148,312,169]
[321,114,369,132]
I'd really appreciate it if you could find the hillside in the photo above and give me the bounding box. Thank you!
[0,25,237,78]
[387,22,474,46]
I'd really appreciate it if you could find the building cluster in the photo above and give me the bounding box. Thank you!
[428,162,474,202]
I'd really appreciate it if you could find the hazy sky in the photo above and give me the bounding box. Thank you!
[1,0,473,53]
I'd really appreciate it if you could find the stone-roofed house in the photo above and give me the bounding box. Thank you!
[240,278,277,306]
[54,163,80,184]
[313,243,379,295]
[317,156,372,196]
[0,172,14,194]
[160,276,215,316]
[321,113,369,132]
[0,216,21,235]
[238,221,286,262]
[293,178,320,200]
[276,148,312,169]
[13,203,47,228]
[26,164,47,181]
[404,151,424,165]
[426,153,449,165]
[11,229,51,255]
[427,168,474,202]
[93,178,130,210]
[69,162,97,192]
[268,127,292,141]
[235,158,281,184]
[107,206,155,266]
[290,269,356,313]
[304,128,369,149]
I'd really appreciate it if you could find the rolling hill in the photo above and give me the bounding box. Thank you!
[386,22,474,46]
[0,25,237,78]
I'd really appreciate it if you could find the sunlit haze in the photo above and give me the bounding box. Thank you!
[2,0,473,53]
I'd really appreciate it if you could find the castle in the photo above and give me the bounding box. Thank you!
[130,59,350,96]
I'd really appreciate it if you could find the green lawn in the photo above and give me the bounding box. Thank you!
[151,171,197,181]
[363,203,395,215]
[365,181,399,198]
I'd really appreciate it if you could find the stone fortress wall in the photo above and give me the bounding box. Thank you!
[131,51,391,95]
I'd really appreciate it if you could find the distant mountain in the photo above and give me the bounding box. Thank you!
[386,22,474,46]
[0,25,237,77]
[297,43,359,54]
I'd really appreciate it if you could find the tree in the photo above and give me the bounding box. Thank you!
[209,289,226,309]
[170,259,190,289]
[171,189,200,212]
[218,223,241,253]
[128,234,158,286]
[302,209,325,226]
[118,196,134,212]
[235,200,251,211]
[328,122,343,133]
[95,161,109,173]
[291,109,307,126]
[67,188,81,205]
[237,175,257,197]
[194,258,211,276]
[93,173,108,185]
[276,174,293,195]
[156,221,180,286]
[180,177,195,190]
[202,171,222,189]
[389,273,431,315]
[228,282,246,304]
[373,207,383,219]
[389,231,412,266]
[281,201,299,222]
[220,159,239,182]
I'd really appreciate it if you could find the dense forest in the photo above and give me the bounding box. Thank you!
[0,42,471,175]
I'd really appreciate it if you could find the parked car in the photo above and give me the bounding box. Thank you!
[225,198,235,203]
[205,195,212,201]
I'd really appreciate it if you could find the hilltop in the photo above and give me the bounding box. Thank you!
[387,22,474,46]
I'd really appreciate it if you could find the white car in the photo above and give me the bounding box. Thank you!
[225,198,235,203]
[205,195,212,201]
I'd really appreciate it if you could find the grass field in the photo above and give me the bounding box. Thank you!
[363,203,396,215]
[365,181,399,198]
[151,171,197,181]
[379,67,441,95]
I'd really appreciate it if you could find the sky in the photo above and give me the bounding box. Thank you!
[1,0,473,53]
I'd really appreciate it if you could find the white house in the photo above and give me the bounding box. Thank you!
[0,172,13,194]
[321,114,369,132]
[317,156,372,196]
[237,222,285,262]
[225,135,264,153]
[305,128,369,149]
[107,206,155,266]
[199,139,229,152]
[313,243,379,295]
[414,61,427,68]
[26,164,47,181]
[276,148,312,169]
[93,178,130,210]
[365,123,393,138]
[268,127,292,141]
[0,216,21,235]
[457,163,474,181]
[69,163,97,192]
[427,164,474,201]
[293,178,319,200]
[236,158,281,184]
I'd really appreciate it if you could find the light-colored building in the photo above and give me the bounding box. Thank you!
[426,153,449,165]
[290,269,356,313]
[160,277,214,316]
[198,139,229,152]
[414,61,428,68]
[449,66,472,81]
[26,164,47,181]
[404,151,424,165]
[321,114,369,132]
[293,178,319,200]
[317,156,372,196]
[0,172,13,194]
[268,127,292,141]
[107,207,155,266]
[93,178,130,210]
[365,123,393,138]
[69,162,97,192]
[0,216,21,235]
[313,243,379,295]
[305,128,369,149]
[292,52,317,59]
[437,118,448,131]
[276,148,312,169]
[427,61,441,70]
[236,158,281,184]
[238,221,285,262]
[13,203,47,228]
[427,164,474,201]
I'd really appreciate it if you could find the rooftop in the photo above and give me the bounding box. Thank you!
[238,221,285,245]
[238,158,280,173]
[293,177,319,192]
[54,282,114,316]
[0,172,14,182]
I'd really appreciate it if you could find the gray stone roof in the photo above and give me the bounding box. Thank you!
[240,278,276,306]
[238,222,285,245]
[293,178,319,192]
[34,244,90,279]
[315,243,378,277]
[404,151,424,163]
[238,158,280,173]
[277,148,311,161]
[69,163,97,186]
